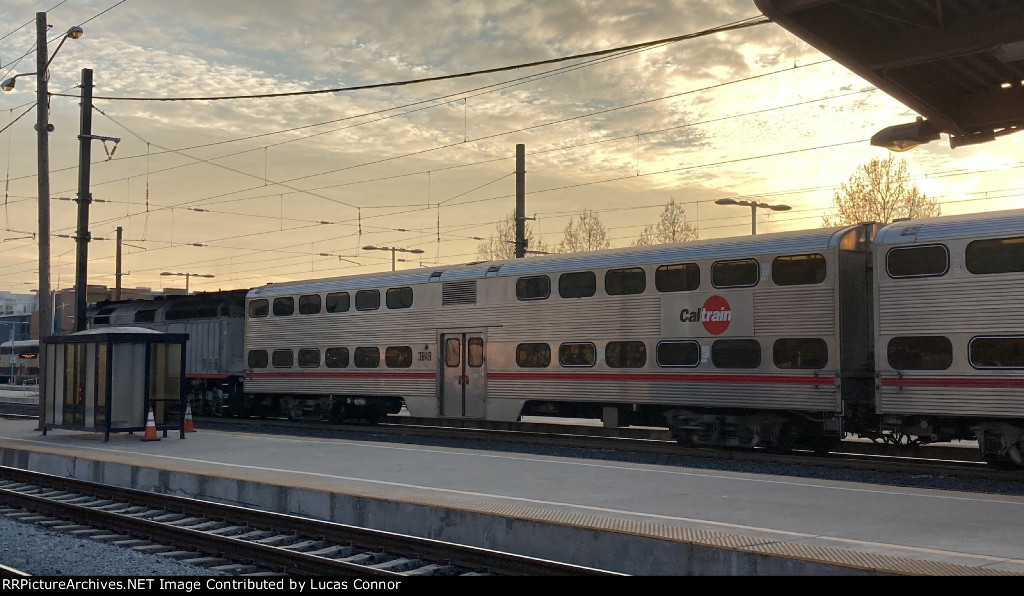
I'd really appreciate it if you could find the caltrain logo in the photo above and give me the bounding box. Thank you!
[679,295,732,335]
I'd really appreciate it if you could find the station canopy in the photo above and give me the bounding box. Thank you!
[754,0,1024,150]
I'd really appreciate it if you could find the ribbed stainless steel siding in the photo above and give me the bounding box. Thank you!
[753,286,835,336]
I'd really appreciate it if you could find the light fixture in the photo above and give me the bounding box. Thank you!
[715,198,791,235]
[870,117,941,152]
[66,25,84,40]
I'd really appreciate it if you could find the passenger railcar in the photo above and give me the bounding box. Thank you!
[88,289,248,415]
[243,222,878,452]
[0,340,39,385]
[870,209,1024,465]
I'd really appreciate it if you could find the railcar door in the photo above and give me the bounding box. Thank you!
[439,331,487,418]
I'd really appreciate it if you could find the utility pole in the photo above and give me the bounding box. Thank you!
[515,144,525,258]
[74,68,93,332]
[35,12,51,429]
[114,226,122,301]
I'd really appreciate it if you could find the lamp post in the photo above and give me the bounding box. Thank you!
[160,272,214,295]
[715,198,791,235]
[1,13,84,429]
[361,246,424,271]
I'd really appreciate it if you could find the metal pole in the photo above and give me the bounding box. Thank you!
[391,249,396,271]
[750,204,757,236]
[185,273,190,295]
[114,226,122,301]
[515,144,525,258]
[74,68,93,332]
[35,12,51,432]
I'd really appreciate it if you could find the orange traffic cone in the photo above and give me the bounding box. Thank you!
[183,402,196,433]
[141,407,160,442]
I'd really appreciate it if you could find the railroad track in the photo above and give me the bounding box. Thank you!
[0,466,623,577]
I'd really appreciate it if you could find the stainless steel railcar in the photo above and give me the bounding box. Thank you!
[870,209,1024,466]
[88,290,248,415]
[243,222,878,451]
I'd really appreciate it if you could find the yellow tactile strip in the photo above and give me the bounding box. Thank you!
[0,438,1019,576]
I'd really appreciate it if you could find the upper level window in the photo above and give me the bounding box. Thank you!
[386,287,413,309]
[134,309,156,323]
[605,268,646,296]
[711,259,758,288]
[887,336,952,370]
[516,276,550,301]
[558,343,596,367]
[772,254,826,286]
[605,341,646,368]
[355,289,380,311]
[559,271,596,299]
[886,245,948,278]
[655,263,700,292]
[965,237,1024,275]
[298,294,321,315]
[273,297,294,317]
[248,299,269,318]
[326,292,350,313]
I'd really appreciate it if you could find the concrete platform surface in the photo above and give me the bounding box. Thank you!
[0,419,1020,576]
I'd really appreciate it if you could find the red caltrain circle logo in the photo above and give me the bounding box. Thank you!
[679,295,732,335]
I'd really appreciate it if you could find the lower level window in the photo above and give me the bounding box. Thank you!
[605,341,646,368]
[516,343,551,368]
[354,346,381,368]
[887,336,952,370]
[385,346,413,368]
[711,339,761,368]
[271,349,293,368]
[247,349,268,369]
[969,336,1024,368]
[559,343,596,367]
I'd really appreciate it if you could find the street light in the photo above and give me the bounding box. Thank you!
[362,245,425,271]
[715,198,791,235]
[1,13,84,429]
[161,272,214,295]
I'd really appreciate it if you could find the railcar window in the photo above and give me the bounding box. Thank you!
[468,338,484,367]
[605,268,646,296]
[271,349,293,368]
[887,336,953,370]
[657,341,700,367]
[516,343,551,368]
[248,299,269,318]
[969,337,1024,368]
[965,237,1024,275]
[559,272,597,299]
[325,347,349,368]
[354,346,381,368]
[134,309,156,323]
[655,263,700,292]
[247,350,268,369]
[886,245,948,278]
[711,259,759,288]
[558,342,596,367]
[273,297,294,317]
[773,338,828,369]
[326,292,350,313]
[297,348,320,368]
[298,294,321,315]
[605,341,646,368]
[385,346,413,368]
[711,339,761,368]
[355,290,380,311]
[516,276,551,301]
[772,254,826,286]
[386,287,414,309]
[445,338,460,367]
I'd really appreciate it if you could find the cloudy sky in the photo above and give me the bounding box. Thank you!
[0,0,1021,295]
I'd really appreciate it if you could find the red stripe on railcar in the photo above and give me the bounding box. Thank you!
[246,371,435,380]
[488,372,831,384]
[881,376,1024,388]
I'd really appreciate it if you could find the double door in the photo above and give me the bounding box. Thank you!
[439,331,486,418]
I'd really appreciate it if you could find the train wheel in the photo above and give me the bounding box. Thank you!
[1009,443,1024,468]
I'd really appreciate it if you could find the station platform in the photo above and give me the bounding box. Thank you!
[0,418,1019,576]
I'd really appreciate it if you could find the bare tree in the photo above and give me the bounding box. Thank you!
[822,155,940,226]
[632,198,699,246]
[556,210,611,253]
[476,210,549,260]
